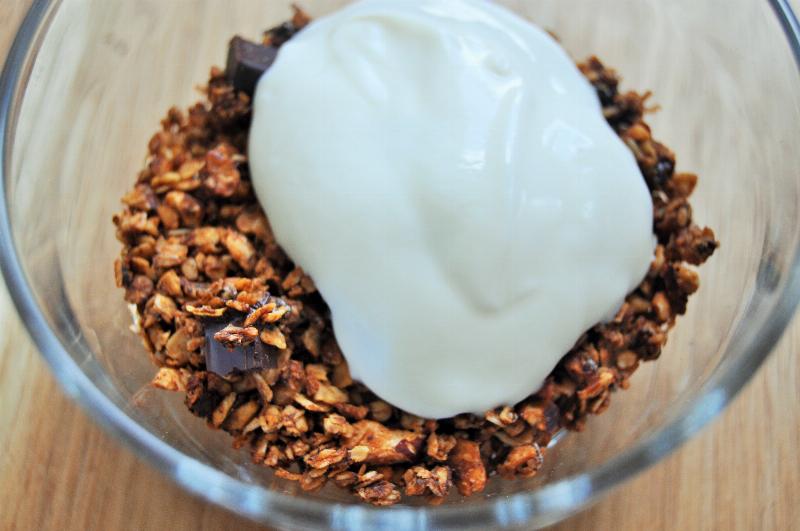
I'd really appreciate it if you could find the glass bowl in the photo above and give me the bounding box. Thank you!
[2,0,800,529]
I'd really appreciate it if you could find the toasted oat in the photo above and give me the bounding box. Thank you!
[186,304,226,318]
[349,445,370,463]
[355,480,402,507]
[294,393,330,413]
[305,447,348,470]
[323,414,354,438]
[259,326,287,349]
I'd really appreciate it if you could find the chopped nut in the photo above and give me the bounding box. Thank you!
[149,293,178,323]
[281,404,309,436]
[125,275,153,304]
[519,401,560,435]
[165,191,203,227]
[114,211,158,238]
[180,257,199,280]
[187,227,221,253]
[157,269,183,297]
[448,439,486,496]
[313,382,349,405]
[305,364,329,384]
[130,257,153,280]
[203,143,241,197]
[498,444,544,479]
[577,367,616,400]
[203,255,227,280]
[485,406,518,427]
[651,291,672,323]
[355,467,384,488]
[214,324,258,348]
[403,466,451,498]
[121,184,158,211]
[151,367,189,392]
[344,420,425,465]
[235,205,272,242]
[426,433,457,462]
[153,240,188,269]
[261,405,283,433]
[146,325,170,353]
[165,327,192,365]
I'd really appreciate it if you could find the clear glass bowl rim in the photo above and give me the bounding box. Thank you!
[2,0,800,528]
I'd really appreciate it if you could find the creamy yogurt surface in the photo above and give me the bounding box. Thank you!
[249,0,655,418]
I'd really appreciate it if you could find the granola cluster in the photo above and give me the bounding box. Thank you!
[113,25,716,505]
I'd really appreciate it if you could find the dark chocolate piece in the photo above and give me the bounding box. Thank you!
[202,316,276,375]
[225,36,278,95]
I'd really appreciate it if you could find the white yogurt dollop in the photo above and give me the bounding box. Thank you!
[249,0,655,418]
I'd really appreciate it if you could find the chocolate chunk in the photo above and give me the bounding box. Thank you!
[225,36,278,95]
[202,315,276,375]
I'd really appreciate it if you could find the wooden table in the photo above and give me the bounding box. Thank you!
[1,1,798,529]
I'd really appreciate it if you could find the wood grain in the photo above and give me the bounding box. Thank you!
[0,1,798,530]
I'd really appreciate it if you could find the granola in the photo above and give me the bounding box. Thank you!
[114,12,717,507]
